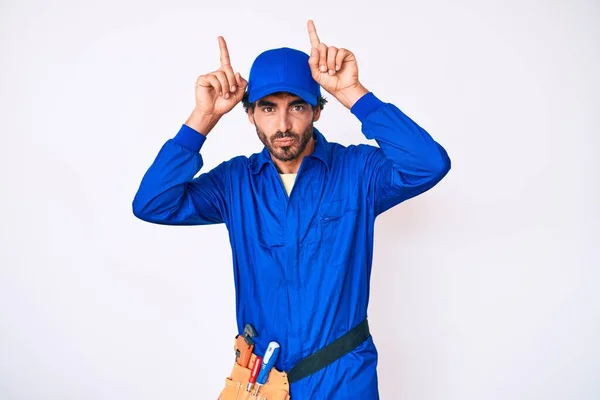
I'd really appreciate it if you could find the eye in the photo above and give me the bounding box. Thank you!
[261,106,273,113]
[292,105,305,112]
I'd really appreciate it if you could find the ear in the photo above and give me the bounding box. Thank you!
[312,105,322,122]
[248,107,256,124]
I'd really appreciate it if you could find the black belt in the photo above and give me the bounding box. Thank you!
[286,318,371,384]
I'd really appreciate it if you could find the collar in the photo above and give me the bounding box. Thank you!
[248,127,331,175]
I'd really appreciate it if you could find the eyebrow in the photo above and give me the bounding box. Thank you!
[256,98,308,107]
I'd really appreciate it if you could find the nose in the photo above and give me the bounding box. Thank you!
[277,110,292,133]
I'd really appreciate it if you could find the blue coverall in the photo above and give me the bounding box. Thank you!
[132,92,451,399]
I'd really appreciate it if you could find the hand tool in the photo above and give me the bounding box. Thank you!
[235,324,258,368]
[254,341,280,396]
[246,356,262,392]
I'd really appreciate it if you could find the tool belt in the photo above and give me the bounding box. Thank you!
[218,318,370,400]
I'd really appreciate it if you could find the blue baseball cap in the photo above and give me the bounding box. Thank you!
[247,47,321,106]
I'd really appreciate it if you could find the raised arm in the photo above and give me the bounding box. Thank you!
[132,36,248,225]
[305,19,450,215]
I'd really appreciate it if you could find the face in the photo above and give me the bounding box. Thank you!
[248,92,321,162]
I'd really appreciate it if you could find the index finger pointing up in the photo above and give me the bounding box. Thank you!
[218,36,231,66]
[307,20,321,48]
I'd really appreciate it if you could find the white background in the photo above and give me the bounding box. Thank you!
[1,0,598,399]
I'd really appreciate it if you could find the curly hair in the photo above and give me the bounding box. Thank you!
[241,91,328,113]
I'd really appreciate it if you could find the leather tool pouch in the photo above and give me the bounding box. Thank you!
[218,318,370,399]
[218,353,290,400]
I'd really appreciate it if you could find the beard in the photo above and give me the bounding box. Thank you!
[256,124,314,162]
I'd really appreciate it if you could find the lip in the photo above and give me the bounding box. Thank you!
[274,138,295,146]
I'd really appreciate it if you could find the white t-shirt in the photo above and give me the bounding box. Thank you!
[279,173,297,196]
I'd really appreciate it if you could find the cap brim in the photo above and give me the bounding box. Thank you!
[248,83,318,106]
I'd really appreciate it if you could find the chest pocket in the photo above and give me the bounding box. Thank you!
[301,199,358,246]
[251,222,286,249]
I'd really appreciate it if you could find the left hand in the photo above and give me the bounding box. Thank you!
[307,20,368,108]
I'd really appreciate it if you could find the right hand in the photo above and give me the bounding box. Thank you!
[194,36,248,118]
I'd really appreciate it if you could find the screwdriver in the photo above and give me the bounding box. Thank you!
[254,341,281,396]
[246,356,262,392]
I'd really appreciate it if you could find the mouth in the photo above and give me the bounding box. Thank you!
[274,138,296,147]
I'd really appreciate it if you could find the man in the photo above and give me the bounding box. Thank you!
[133,20,451,399]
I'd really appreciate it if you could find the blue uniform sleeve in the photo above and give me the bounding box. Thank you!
[351,92,451,216]
[132,124,228,225]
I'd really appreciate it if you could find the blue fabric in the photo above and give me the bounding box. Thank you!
[132,92,451,399]
[247,47,321,106]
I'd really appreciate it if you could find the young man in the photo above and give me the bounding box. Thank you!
[133,20,451,399]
